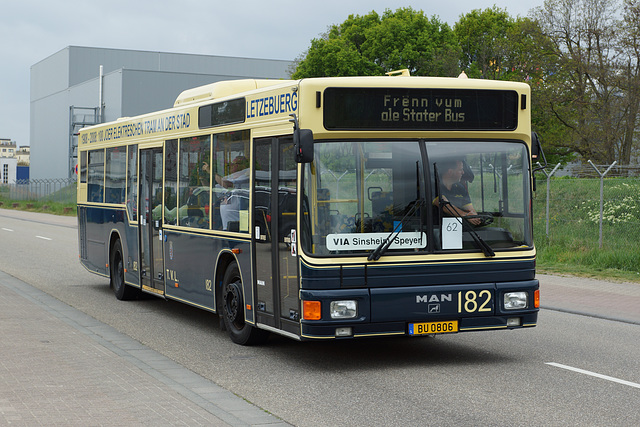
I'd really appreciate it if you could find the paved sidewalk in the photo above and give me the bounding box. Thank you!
[539,273,640,324]
[0,270,288,426]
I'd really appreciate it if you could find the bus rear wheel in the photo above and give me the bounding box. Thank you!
[110,239,137,300]
[221,262,269,345]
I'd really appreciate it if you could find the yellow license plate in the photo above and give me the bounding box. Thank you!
[409,320,458,335]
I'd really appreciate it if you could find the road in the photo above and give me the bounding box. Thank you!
[1,209,639,426]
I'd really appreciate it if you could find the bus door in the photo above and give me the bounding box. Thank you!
[253,136,299,333]
[139,147,165,295]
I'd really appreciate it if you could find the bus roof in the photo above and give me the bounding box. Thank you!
[173,79,295,107]
[173,75,529,108]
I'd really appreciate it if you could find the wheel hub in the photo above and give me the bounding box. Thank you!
[225,281,242,325]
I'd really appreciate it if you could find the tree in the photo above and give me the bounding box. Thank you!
[454,7,515,79]
[617,0,640,164]
[292,37,381,78]
[454,8,575,163]
[292,8,460,78]
[507,16,577,164]
[532,0,633,164]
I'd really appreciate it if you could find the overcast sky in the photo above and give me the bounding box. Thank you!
[0,0,543,147]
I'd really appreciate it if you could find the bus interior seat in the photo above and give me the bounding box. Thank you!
[371,190,393,232]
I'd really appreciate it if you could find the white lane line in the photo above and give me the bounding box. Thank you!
[35,235,53,241]
[1,228,13,232]
[546,362,640,389]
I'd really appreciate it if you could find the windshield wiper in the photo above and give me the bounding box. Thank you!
[433,162,495,258]
[368,198,425,261]
[458,215,495,257]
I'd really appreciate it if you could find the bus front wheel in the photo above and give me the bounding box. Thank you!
[110,239,137,300]
[221,262,269,345]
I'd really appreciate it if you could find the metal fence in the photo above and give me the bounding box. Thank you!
[533,162,640,251]
[2,167,638,254]
[0,178,77,204]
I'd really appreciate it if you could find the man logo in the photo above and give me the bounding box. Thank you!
[428,304,440,313]
[416,294,452,303]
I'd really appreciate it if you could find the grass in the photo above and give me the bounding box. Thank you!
[0,196,77,216]
[533,176,640,283]
[0,181,77,216]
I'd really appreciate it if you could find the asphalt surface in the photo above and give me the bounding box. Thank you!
[1,208,639,425]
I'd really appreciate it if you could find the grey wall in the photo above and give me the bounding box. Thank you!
[120,69,232,118]
[30,46,293,179]
[30,91,71,179]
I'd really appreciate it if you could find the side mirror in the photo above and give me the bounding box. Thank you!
[294,128,314,163]
[531,132,548,192]
[531,132,547,171]
[290,114,314,163]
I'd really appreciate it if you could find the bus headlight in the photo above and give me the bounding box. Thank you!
[504,292,528,310]
[330,300,357,319]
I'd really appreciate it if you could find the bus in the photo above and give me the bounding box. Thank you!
[77,72,541,345]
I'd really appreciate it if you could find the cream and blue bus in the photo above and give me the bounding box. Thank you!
[77,73,540,345]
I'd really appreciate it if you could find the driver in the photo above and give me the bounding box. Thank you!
[433,158,482,226]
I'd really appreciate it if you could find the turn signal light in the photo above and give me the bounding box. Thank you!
[534,289,540,308]
[303,300,322,320]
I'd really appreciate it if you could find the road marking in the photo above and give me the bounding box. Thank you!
[35,235,52,241]
[546,362,640,389]
[2,228,14,232]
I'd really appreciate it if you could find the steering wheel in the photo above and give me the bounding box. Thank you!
[465,214,493,227]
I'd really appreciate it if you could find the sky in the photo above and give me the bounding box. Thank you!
[0,0,544,147]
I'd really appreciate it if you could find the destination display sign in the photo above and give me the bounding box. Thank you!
[323,87,518,131]
[326,232,427,251]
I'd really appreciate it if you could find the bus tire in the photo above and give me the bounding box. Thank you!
[110,239,136,301]
[222,262,269,345]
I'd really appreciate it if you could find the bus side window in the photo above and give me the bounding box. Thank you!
[212,130,250,232]
[178,135,211,229]
[80,151,88,184]
[164,140,178,225]
[105,146,126,204]
[126,145,138,221]
[87,149,104,203]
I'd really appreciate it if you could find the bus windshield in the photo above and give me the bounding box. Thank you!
[301,140,532,256]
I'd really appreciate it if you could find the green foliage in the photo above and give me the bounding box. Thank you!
[454,7,514,79]
[292,8,460,78]
[293,37,381,78]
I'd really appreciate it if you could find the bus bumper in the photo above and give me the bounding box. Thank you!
[299,280,539,340]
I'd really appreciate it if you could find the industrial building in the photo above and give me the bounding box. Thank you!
[30,46,293,179]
